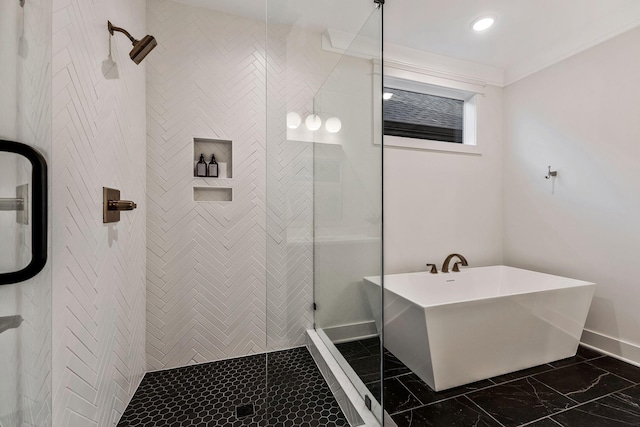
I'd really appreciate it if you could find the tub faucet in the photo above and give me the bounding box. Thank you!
[442,254,468,273]
[426,263,438,274]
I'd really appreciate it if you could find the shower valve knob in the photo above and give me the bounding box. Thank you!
[108,200,137,211]
[103,187,137,223]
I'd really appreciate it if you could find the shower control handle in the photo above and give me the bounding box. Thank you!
[103,187,137,223]
[0,198,25,211]
[108,200,137,211]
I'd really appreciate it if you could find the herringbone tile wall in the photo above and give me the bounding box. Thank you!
[146,0,341,370]
[51,0,148,425]
[146,0,268,370]
[265,24,341,351]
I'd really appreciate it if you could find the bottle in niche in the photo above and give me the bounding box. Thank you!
[208,154,219,178]
[196,154,207,177]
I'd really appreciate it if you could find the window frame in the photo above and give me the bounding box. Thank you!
[373,61,483,155]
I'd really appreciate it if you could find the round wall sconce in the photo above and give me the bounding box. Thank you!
[305,114,322,131]
[287,112,301,129]
[325,117,342,133]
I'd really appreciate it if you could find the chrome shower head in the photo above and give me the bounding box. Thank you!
[108,21,157,65]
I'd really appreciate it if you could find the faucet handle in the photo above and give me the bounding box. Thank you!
[426,263,438,274]
[452,262,463,272]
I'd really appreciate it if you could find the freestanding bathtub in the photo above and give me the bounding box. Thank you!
[363,266,595,391]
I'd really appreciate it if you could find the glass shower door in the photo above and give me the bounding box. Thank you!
[0,0,51,425]
[265,0,384,424]
[312,6,384,424]
[0,150,45,427]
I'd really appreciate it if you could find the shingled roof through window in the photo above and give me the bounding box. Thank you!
[383,88,463,131]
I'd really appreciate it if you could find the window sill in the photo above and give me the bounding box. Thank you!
[382,135,482,155]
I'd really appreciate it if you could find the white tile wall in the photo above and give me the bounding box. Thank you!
[51,0,147,425]
[265,24,334,351]
[146,0,341,369]
[146,0,269,369]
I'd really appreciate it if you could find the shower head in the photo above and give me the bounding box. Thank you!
[129,35,157,64]
[108,21,157,65]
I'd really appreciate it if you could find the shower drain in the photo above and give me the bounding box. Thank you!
[236,403,254,418]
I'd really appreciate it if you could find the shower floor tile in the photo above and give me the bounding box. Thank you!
[117,347,349,427]
[337,339,640,427]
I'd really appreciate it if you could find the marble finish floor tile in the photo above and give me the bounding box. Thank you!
[552,384,640,426]
[360,337,382,353]
[467,377,574,427]
[490,364,555,385]
[365,377,422,414]
[545,345,604,369]
[391,396,501,427]
[577,345,607,361]
[334,340,374,360]
[384,350,412,377]
[534,363,633,403]
[587,356,640,384]
[548,355,586,369]
[526,418,562,426]
[347,354,381,383]
[336,338,640,427]
[399,373,494,405]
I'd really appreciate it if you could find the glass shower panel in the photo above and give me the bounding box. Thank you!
[0,0,52,425]
[312,8,384,424]
[265,0,383,424]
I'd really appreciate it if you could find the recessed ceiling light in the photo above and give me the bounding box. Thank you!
[383,92,393,100]
[472,16,495,32]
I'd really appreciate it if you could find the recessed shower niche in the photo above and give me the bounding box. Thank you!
[193,187,233,202]
[193,138,233,179]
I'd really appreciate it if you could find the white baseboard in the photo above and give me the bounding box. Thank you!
[581,329,640,367]
[322,321,378,344]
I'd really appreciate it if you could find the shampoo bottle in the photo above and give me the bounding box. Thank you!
[208,154,219,178]
[196,154,207,177]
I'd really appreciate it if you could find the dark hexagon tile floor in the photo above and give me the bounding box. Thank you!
[117,347,348,427]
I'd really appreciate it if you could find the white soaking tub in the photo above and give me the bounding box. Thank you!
[363,266,595,391]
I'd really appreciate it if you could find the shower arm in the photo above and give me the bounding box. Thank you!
[108,21,137,44]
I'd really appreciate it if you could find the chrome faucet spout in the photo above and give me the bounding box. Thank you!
[442,253,468,273]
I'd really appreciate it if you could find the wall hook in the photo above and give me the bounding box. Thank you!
[545,166,557,179]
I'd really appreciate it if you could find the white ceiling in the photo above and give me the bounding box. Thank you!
[385,0,640,83]
[171,0,640,84]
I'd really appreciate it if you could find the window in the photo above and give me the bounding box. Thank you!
[379,75,479,154]
[384,88,464,143]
